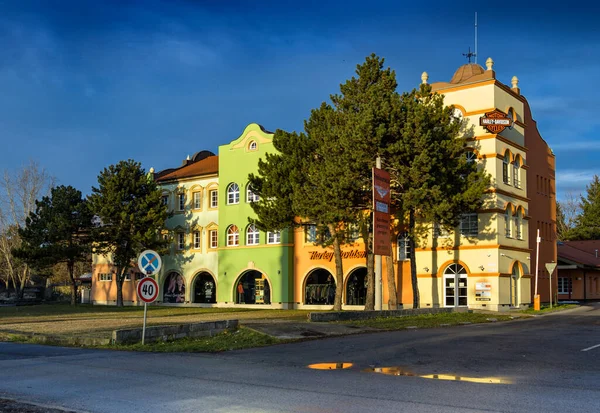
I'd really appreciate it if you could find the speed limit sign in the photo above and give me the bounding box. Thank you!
[137,277,159,303]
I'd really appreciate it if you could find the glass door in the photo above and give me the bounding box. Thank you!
[443,264,468,308]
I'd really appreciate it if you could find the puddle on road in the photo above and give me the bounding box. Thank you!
[307,363,353,370]
[362,367,415,376]
[420,374,511,384]
[364,367,511,384]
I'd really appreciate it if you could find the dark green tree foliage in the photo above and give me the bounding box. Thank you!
[88,160,168,307]
[15,185,93,305]
[386,84,490,308]
[330,54,402,310]
[249,104,356,310]
[568,175,600,240]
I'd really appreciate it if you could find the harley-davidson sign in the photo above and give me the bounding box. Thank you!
[479,109,513,134]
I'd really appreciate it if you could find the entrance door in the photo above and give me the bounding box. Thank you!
[443,264,468,307]
[510,264,520,307]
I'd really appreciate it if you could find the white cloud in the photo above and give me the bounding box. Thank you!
[550,141,600,151]
[556,169,597,184]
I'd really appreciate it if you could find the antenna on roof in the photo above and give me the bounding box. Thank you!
[475,12,478,64]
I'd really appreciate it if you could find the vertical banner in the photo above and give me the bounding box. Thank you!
[372,167,391,256]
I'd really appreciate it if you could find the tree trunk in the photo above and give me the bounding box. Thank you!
[17,265,28,300]
[409,208,420,308]
[116,268,124,307]
[67,261,77,306]
[386,240,398,310]
[329,224,344,311]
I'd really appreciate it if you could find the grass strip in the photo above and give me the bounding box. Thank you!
[519,303,578,314]
[103,326,289,352]
[338,312,517,330]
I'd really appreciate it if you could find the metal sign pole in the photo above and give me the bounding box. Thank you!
[142,302,148,345]
[549,270,553,309]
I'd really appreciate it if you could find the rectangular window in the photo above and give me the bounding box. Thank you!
[209,230,218,249]
[557,277,572,294]
[177,232,185,250]
[193,192,201,209]
[178,193,185,211]
[134,272,144,280]
[502,162,509,184]
[161,195,169,207]
[210,190,218,208]
[348,224,360,242]
[306,225,317,243]
[193,231,201,249]
[433,223,450,238]
[267,231,281,244]
[459,213,478,237]
[397,234,410,261]
[505,213,512,238]
[513,165,520,188]
[247,187,260,203]
[124,272,131,281]
[98,273,112,282]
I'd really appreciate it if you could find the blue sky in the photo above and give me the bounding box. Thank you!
[1,1,599,200]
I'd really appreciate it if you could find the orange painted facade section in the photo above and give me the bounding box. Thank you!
[91,263,141,305]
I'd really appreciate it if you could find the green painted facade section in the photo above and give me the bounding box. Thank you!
[217,124,294,305]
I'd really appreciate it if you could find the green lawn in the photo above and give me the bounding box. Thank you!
[105,326,289,352]
[339,312,518,330]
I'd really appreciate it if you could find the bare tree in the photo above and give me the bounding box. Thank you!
[0,160,54,299]
[557,191,580,241]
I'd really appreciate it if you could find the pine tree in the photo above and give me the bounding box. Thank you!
[88,160,168,307]
[15,185,93,305]
[568,175,600,240]
[386,84,490,308]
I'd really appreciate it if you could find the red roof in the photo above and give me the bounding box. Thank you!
[156,156,218,182]
[558,240,600,268]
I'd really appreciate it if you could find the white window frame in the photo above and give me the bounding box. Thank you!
[515,213,522,240]
[248,140,257,151]
[503,153,510,185]
[246,224,260,245]
[193,230,201,249]
[557,277,572,294]
[267,231,281,244]
[306,225,317,243]
[176,232,185,250]
[397,233,410,261]
[210,189,218,208]
[247,185,259,203]
[177,193,185,211]
[209,229,218,249]
[513,160,521,188]
[99,273,112,282]
[124,272,132,281]
[460,213,478,237]
[227,225,239,247]
[227,183,240,205]
[465,151,477,163]
[193,191,202,209]
[505,210,512,238]
[433,222,450,238]
[161,195,169,207]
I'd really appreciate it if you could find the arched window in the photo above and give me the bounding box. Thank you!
[515,209,523,240]
[246,224,259,245]
[246,184,259,203]
[505,209,512,238]
[227,225,239,246]
[513,156,521,188]
[227,183,240,205]
[502,152,511,185]
[397,232,410,260]
[248,140,258,151]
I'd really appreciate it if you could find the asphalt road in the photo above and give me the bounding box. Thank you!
[0,303,599,413]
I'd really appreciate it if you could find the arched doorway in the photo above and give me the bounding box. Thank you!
[163,272,185,303]
[193,272,216,304]
[304,268,335,305]
[510,263,520,307]
[235,270,270,304]
[443,263,468,307]
[346,267,367,305]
